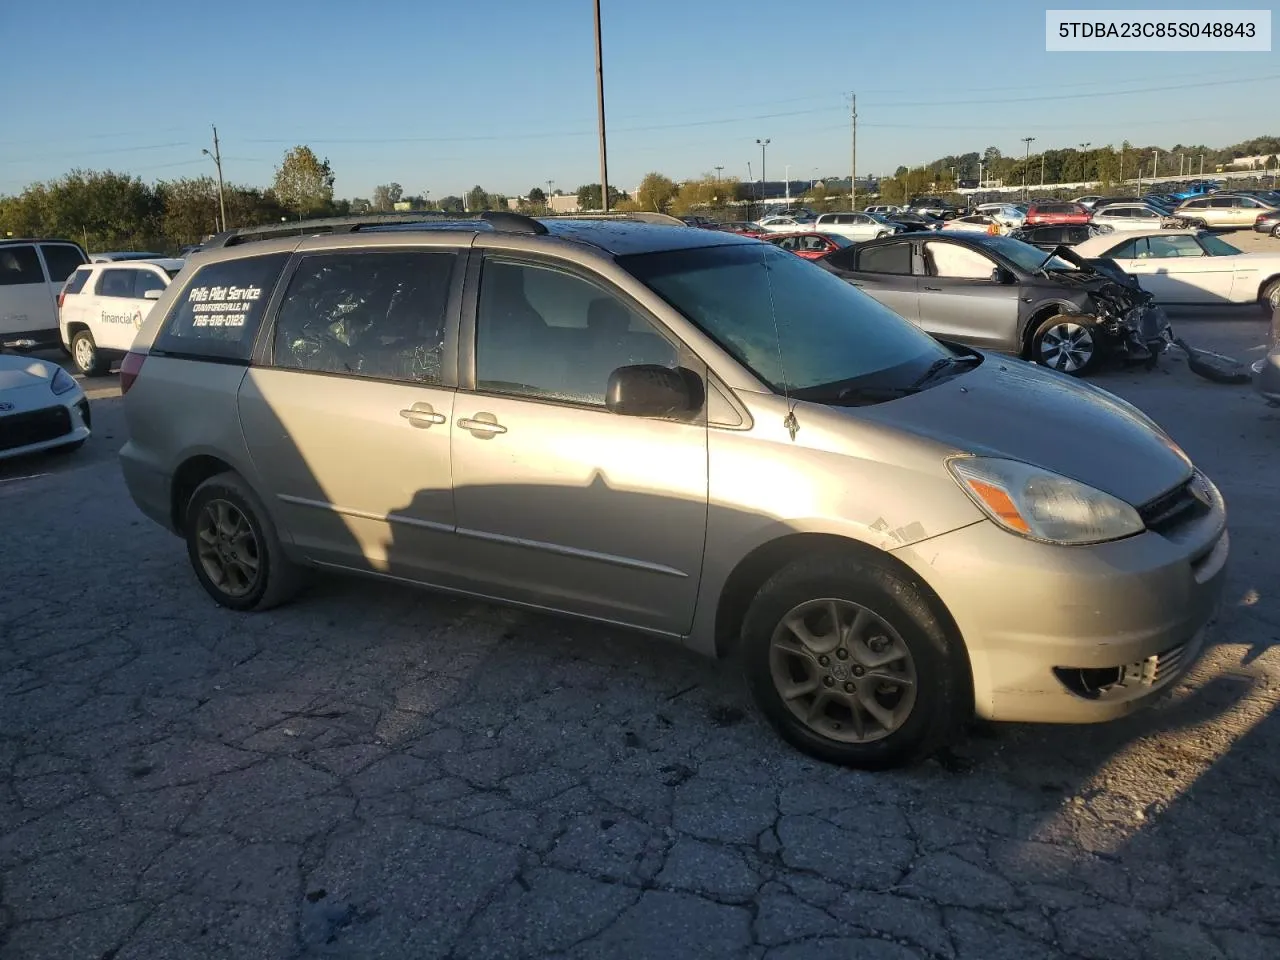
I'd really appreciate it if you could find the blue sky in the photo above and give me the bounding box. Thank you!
[1,0,1275,199]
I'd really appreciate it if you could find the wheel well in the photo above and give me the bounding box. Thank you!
[65,322,89,339]
[713,533,956,659]
[1258,274,1280,301]
[1021,304,1071,357]
[170,455,234,531]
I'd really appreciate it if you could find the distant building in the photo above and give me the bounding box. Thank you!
[548,194,579,214]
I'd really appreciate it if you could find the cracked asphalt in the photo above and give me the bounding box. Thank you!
[3,296,1280,958]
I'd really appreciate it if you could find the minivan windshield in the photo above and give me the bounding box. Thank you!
[621,243,956,396]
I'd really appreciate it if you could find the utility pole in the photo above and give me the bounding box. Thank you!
[1120,144,1125,185]
[1200,154,1205,176]
[1040,153,1045,187]
[785,164,791,202]
[593,0,610,212]
[202,124,227,232]
[849,92,857,210]
[1153,149,1159,179]
[1021,137,1035,202]
[756,139,770,188]
[1079,142,1090,182]
[714,165,723,182]
[546,180,554,203]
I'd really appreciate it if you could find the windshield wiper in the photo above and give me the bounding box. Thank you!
[908,355,976,391]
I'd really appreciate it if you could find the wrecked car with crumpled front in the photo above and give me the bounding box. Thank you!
[817,231,1170,376]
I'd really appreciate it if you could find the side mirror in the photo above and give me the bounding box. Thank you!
[143,288,164,300]
[990,267,1013,283]
[605,364,704,420]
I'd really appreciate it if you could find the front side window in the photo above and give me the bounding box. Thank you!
[134,270,168,298]
[925,241,996,279]
[475,259,677,407]
[97,269,138,298]
[153,253,289,361]
[621,244,951,395]
[0,245,43,286]
[1143,236,1206,259]
[272,251,456,383]
[1104,238,1139,259]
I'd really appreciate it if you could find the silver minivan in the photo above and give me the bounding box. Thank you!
[117,212,1228,768]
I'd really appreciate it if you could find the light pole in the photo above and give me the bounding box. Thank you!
[785,164,790,202]
[546,180,554,201]
[714,165,723,182]
[593,0,610,212]
[1021,137,1035,202]
[756,138,770,197]
[202,124,227,232]
[1079,142,1090,182]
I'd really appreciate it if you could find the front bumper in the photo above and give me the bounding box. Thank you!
[0,392,91,460]
[893,475,1228,723]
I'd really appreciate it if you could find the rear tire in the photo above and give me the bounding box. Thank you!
[70,330,109,377]
[1187,218,1208,231]
[1271,224,1280,239]
[184,472,304,612]
[740,552,968,769]
[1031,315,1101,376]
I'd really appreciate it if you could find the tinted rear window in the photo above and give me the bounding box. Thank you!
[0,245,44,286]
[153,253,289,361]
[40,244,87,282]
[856,242,913,275]
[64,267,93,296]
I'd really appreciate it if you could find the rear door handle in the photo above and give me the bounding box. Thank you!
[923,285,941,291]
[458,413,507,436]
[399,402,446,427]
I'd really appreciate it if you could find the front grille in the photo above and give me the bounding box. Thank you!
[1138,478,1209,535]
[0,405,72,452]
[1151,641,1192,684]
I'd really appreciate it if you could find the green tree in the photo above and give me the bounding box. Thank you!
[156,176,222,246]
[1,170,163,251]
[465,185,489,211]
[670,174,742,215]
[371,183,402,211]
[575,184,626,210]
[272,146,335,216]
[350,197,371,214]
[439,195,464,213]
[629,172,678,213]
[527,186,547,204]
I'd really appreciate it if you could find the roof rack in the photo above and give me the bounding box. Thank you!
[200,210,549,250]
[551,211,689,227]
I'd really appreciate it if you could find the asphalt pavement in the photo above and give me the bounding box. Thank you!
[2,241,1279,959]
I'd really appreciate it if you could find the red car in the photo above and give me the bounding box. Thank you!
[718,221,768,238]
[762,232,854,259]
[1024,201,1090,226]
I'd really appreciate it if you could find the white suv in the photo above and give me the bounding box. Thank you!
[1,239,89,350]
[59,258,183,375]
[811,212,901,241]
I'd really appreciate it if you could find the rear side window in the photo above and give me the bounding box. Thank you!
[856,242,913,275]
[0,245,44,286]
[63,267,93,296]
[153,253,289,361]
[1104,239,1139,258]
[271,250,456,384]
[97,269,138,298]
[39,243,87,282]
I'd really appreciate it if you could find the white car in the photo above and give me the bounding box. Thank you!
[1174,193,1278,230]
[975,203,1026,229]
[1073,195,1105,210]
[59,258,184,375]
[756,215,815,234]
[1,239,90,351]
[1088,203,1184,233]
[940,214,1004,235]
[811,212,901,241]
[1074,230,1280,308]
[0,353,91,460]
[864,204,902,216]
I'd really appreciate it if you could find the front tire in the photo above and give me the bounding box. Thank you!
[184,472,304,612]
[70,330,109,377]
[1031,315,1101,376]
[741,553,968,769]
[1262,279,1280,317]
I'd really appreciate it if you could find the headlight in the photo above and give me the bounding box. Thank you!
[51,367,78,395]
[947,456,1144,545]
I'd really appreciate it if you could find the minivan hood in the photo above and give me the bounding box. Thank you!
[854,357,1191,507]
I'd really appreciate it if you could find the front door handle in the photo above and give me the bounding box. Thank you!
[399,402,446,428]
[923,285,941,291]
[458,413,507,436]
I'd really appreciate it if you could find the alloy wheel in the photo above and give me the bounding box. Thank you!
[768,598,917,744]
[1039,321,1095,373]
[74,337,94,372]
[195,498,261,599]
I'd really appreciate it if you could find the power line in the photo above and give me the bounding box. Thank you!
[862,73,1280,108]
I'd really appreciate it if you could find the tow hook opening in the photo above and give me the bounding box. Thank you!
[1053,666,1125,700]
